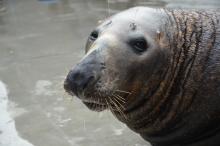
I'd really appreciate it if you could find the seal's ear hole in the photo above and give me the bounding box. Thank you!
[129,37,148,54]
[90,30,99,41]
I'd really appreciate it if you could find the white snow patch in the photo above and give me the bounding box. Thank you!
[134,144,149,146]
[53,106,65,112]
[34,80,56,96]
[17,33,43,40]
[0,81,34,146]
[59,118,72,124]
[98,112,104,118]
[8,101,28,118]
[93,128,102,133]
[111,125,126,136]
[56,97,63,101]
[46,112,52,118]
[67,137,85,146]
[113,128,124,135]
[59,118,72,127]
[58,118,72,127]
[109,0,130,3]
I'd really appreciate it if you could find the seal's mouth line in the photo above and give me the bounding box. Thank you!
[73,91,108,105]
[82,98,106,105]
[65,90,75,97]
[83,100,108,112]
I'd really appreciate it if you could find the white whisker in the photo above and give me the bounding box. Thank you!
[115,90,132,94]
[108,96,127,120]
[111,96,125,110]
[112,94,125,103]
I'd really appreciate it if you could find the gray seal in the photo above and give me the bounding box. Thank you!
[64,7,220,146]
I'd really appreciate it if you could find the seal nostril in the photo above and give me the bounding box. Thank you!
[100,62,106,70]
[82,76,95,90]
[71,71,84,82]
[64,69,96,97]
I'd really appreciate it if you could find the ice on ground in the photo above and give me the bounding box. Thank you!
[34,80,56,96]
[67,137,85,146]
[0,81,34,146]
[8,101,28,119]
[112,126,125,136]
[113,128,124,135]
[53,106,66,112]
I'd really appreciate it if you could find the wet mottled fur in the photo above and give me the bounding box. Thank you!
[121,9,220,146]
[64,8,220,146]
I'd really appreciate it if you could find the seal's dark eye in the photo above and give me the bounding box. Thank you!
[129,37,148,54]
[89,30,99,41]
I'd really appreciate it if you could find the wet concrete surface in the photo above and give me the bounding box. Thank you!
[0,0,220,146]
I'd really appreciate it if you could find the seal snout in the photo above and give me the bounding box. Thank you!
[64,67,95,97]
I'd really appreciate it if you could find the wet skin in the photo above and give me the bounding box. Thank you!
[64,7,220,146]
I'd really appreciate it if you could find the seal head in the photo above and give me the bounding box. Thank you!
[64,7,169,115]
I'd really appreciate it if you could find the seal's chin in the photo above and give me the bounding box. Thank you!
[74,90,109,112]
[64,79,109,112]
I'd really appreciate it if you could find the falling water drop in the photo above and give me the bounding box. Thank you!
[107,0,110,17]
[83,120,86,131]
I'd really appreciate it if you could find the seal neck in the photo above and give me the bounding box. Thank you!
[116,9,219,140]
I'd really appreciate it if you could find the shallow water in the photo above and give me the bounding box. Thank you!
[0,0,220,146]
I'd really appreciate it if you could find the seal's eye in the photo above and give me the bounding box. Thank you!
[89,30,99,41]
[129,37,148,54]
